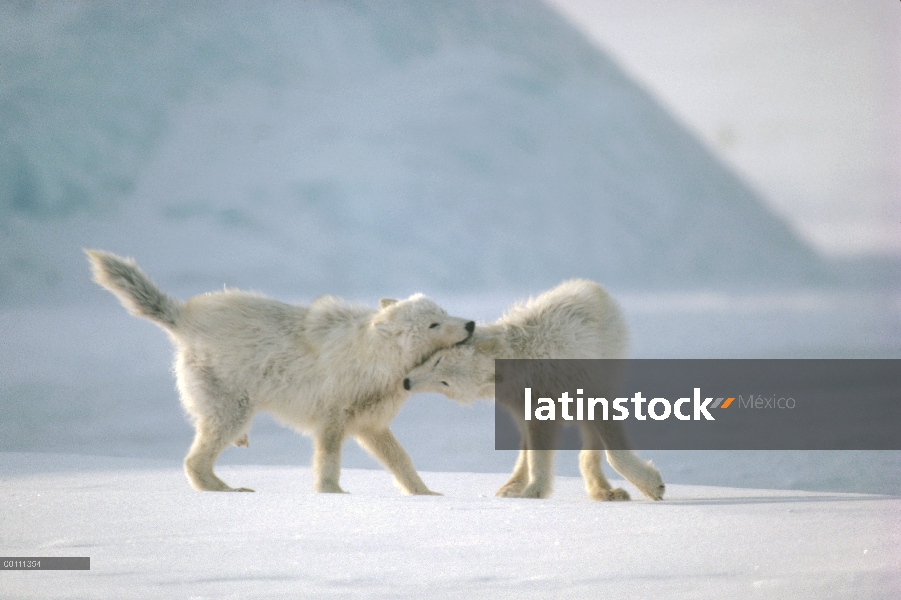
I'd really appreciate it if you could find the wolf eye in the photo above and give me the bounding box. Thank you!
[429,323,440,329]
[440,381,449,387]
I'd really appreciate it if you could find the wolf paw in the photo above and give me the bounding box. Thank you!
[608,487,630,501]
[643,483,665,501]
[315,482,348,494]
[633,482,665,501]
[631,469,666,500]
[495,481,527,497]
[589,487,630,501]
[515,483,551,499]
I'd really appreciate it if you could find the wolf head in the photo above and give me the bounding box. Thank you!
[371,294,474,366]
[402,334,502,403]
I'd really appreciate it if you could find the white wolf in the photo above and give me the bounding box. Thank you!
[86,250,474,494]
[403,279,665,501]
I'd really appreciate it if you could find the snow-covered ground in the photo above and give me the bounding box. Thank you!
[3,452,899,599]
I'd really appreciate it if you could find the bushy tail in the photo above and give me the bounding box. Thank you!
[85,250,182,330]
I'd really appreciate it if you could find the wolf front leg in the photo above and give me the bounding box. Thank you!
[496,443,529,497]
[354,428,440,495]
[514,419,559,499]
[313,422,348,493]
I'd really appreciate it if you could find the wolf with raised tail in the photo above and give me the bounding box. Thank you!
[86,250,474,494]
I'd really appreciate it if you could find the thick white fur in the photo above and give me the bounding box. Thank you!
[86,250,474,494]
[403,279,665,501]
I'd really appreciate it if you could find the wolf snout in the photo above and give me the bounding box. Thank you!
[465,321,475,334]
[403,378,411,391]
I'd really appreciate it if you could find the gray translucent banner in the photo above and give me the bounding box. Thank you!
[494,359,901,450]
[1,557,90,570]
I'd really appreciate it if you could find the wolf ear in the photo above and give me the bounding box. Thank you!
[379,298,398,309]
[475,336,502,355]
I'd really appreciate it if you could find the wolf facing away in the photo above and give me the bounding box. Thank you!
[403,279,665,501]
[86,250,474,494]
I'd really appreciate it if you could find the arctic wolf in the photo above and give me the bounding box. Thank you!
[403,279,664,501]
[86,250,474,494]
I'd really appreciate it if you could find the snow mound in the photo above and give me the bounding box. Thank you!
[0,1,827,306]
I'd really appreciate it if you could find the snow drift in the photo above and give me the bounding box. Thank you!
[0,0,827,306]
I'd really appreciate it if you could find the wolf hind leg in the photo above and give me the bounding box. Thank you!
[180,373,254,492]
[579,450,630,501]
[184,416,255,492]
[606,450,665,500]
[579,425,629,501]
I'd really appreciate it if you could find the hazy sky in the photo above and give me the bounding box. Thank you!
[546,0,901,258]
